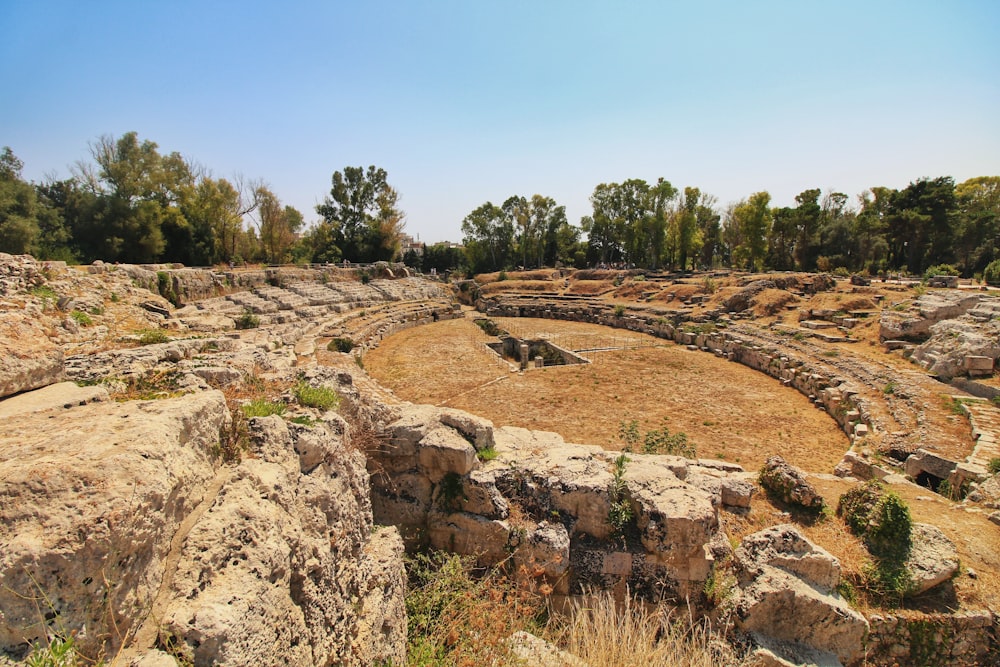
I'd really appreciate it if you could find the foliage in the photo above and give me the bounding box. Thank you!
[235,308,260,329]
[435,472,465,512]
[293,381,340,410]
[241,398,286,418]
[642,426,696,457]
[837,480,914,602]
[607,454,633,545]
[618,419,640,451]
[476,446,499,462]
[984,259,1000,285]
[405,551,545,666]
[138,328,169,345]
[327,337,355,353]
[613,303,626,317]
[24,635,93,667]
[66,309,92,327]
[288,415,315,427]
[474,318,504,337]
[313,165,404,263]
[988,457,1000,475]
[883,380,897,395]
[923,263,959,280]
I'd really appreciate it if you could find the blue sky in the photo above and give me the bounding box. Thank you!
[2,1,998,243]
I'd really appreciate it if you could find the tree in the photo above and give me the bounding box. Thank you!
[0,147,41,254]
[253,185,302,264]
[315,166,404,263]
[793,188,822,271]
[675,186,702,271]
[731,192,771,271]
[954,176,1000,275]
[461,201,512,273]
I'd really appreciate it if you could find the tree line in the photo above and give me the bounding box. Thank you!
[2,132,997,279]
[0,133,403,266]
[461,175,1000,279]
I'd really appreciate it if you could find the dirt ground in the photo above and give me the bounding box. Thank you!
[365,314,849,474]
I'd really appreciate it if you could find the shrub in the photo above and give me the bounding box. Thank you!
[157,271,179,306]
[138,329,170,345]
[608,454,633,545]
[241,399,286,418]
[24,635,87,667]
[988,457,1000,475]
[474,318,504,337]
[327,337,355,353]
[497,270,508,281]
[70,309,93,326]
[614,303,626,317]
[235,308,260,330]
[923,263,959,280]
[293,382,340,410]
[985,259,1000,285]
[476,446,499,462]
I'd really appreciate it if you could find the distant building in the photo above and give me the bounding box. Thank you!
[399,233,425,256]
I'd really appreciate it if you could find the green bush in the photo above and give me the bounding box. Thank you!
[24,635,89,667]
[614,304,626,317]
[988,457,1000,475]
[241,399,286,418]
[984,259,1000,286]
[70,309,93,326]
[138,329,170,345]
[923,263,960,280]
[327,337,355,353]
[235,308,260,330]
[293,382,340,410]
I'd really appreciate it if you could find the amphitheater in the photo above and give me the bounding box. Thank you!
[1,254,999,666]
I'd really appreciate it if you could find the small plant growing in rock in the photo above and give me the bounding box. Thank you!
[23,634,88,667]
[288,415,316,427]
[988,457,1000,475]
[607,454,633,546]
[497,270,508,281]
[241,399,286,418]
[613,304,626,318]
[235,308,260,330]
[882,380,897,395]
[293,381,340,410]
[436,472,465,512]
[138,329,170,345]
[70,309,93,326]
[327,337,355,353]
[476,446,499,462]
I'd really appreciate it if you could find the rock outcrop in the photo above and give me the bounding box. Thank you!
[733,525,868,665]
[0,388,407,665]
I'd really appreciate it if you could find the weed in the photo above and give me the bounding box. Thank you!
[703,567,736,608]
[822,349,840,358]
[327,337,355,353]
[793,332,805,341]
[241,399,286,418]
[70,310,93,326]
[109,292,119,303]
[883,381,897,395]
[643,426,696,458]
[435,472,465,512]
[293,381,340,410]
[608,454,633,545]
[89,306,104,316]
[138,329,169,345]
[24,634,92,667]
[110,370,186,401]
[476,446,499,462]
[988,457,1000,475]
[943,395,968,416]
[614,304,626,318]
[353,353,365,369]
[937,478,970,501]
[31,284,58,302]
[498,270,508,281]
[404,551,544,666]
[288,415,316,427]
[618,419,640,452]
[701,276,718,294]
[235,308,260,330]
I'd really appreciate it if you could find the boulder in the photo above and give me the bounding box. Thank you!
[759,455,825,513]
[904,523,960,596]
[0,308,64,398]
[733,525,868,665]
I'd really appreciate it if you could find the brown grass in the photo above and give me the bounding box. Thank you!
[566,280,615,295]
[364,316,850,472]
[478,280,561,295]
[749,288,799,317]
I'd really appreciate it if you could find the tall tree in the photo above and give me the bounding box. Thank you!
[461,201,512,273]
[315,165,404,263]
[0,147,41,254]
[792,188,822,271]
[731,192,771,271]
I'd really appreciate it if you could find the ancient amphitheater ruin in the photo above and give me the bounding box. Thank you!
[2,254,1000,666]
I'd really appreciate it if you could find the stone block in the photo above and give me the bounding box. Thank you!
[904,449,958,481]
[418,426,478,483]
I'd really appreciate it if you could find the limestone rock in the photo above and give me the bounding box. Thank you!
[733,525,868,665]
[0,308,64,398]
[905,523,960,596]
[759,455,825,513]
[0,380,108,418]
[879,292,980,341]
[0,391,228,657]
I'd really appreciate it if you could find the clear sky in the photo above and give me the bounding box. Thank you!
[2,0,998,244]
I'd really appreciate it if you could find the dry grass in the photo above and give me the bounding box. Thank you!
[555,593,747,667]
[749,288,799,317]
[365,317,850,472]
[478,280,561,295]
[566,279,616,295]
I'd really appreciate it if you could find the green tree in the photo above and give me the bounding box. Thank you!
[731,192,772,271]
[0,147,41,254]
[793,188,822,271]
[675,186,702,271]
[315,165,404,263]
[461,201,512,273]
[954,176,1000,275]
